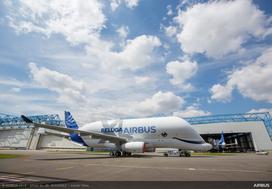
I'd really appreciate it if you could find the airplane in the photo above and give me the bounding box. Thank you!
[218,131,238,149]
[21,111,212,157]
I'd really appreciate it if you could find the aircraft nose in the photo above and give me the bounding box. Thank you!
[202,143,212,151]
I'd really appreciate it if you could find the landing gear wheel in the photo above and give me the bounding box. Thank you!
[116,151,122,157]
[185,151,191,157]
[110,151,116,157]
[122,152,132,157]
[122,152,127,156]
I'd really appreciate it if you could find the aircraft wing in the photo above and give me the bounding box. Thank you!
[21,115,127,143]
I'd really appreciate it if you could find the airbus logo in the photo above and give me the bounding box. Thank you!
[101,126,157,134]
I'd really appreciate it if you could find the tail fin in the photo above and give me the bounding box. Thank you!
[65,111,79,129]
[64,111,87,146]
[218,131,225,145]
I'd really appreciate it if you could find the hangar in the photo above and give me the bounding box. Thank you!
[0,114,85,150]
[0,112,271,151]
[186,113,272,151]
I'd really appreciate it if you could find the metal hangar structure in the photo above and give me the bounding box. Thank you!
[0,112,271,151]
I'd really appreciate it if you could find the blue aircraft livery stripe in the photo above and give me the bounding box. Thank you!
[173,137,205,144]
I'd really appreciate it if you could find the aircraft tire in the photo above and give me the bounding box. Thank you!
[110,151,119,157]
[122,152,130,157]
[116,151,122,157]
[185,152,191,157]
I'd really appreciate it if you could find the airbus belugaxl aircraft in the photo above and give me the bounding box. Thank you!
[21,111,212,157]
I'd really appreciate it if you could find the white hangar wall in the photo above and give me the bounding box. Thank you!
[37,132,85,149]
[0,128,86,150]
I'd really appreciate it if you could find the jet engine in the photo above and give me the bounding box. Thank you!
[121,142,155,153]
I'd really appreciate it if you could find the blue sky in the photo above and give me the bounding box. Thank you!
[0,0,271,122]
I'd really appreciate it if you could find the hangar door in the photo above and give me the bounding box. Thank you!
[201,132,255,152]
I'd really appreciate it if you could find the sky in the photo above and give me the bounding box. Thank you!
[0,0,271,123]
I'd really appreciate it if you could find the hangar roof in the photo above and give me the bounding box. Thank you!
[0,112,271,140]
[0,113,63,128]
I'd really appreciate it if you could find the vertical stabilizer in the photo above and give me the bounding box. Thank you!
[65,111,79,129]
[218,131,226,146]
[64,111,87,146]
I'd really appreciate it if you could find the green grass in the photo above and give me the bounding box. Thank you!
[192,152,236,156]
[0,154,21,159]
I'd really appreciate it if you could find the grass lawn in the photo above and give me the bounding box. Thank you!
[192,152,236,156]
[0,154,21,159]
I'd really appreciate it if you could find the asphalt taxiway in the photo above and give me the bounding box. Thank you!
[0,150,271,182]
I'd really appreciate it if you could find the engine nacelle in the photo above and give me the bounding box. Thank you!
[121,142,155,153]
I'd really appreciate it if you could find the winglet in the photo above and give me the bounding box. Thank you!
[21,115,33,123]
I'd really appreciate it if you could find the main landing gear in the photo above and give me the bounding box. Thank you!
[109,150,132,157]
[163,150,191,157]
[183,151,191,157]
[178,150,191,157]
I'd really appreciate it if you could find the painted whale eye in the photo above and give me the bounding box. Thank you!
[161,132,168,137]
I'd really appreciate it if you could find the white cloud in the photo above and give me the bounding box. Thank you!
[0,78,28,88]
[164,25,177,37]
[110,35,161,70]
[110,0,139,11]
[135,91,185,116]
[125,0,139,9]
[210,48,272,103]
[173,105,211,118]
[117,25,129,39]
[110,0,121,11]
[24,61,166,121]
[85,35,161,71]
[29,62,87,105]
[174,0,271,58]
[210,84,233,102]
[0,92,63,115]
[5,0,105,45]
[11,88,21,93]
[5,1,161,72]
[166,59,198,91]
[134,76,154,85]
[167,5,173,16]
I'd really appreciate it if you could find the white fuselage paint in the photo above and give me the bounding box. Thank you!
[80,116,212,151]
